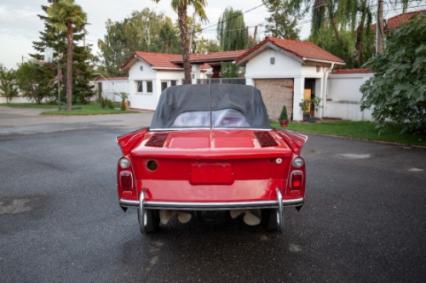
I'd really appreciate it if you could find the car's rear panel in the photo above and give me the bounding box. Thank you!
[117,129,306,204]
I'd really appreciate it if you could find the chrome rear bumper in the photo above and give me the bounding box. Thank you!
[119,198,304,211]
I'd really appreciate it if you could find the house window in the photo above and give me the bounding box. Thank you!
[270,57,275,65]
[170,80,177,86]
[136,80,143,93]
[146,80,153,93]
[161,81,168,91]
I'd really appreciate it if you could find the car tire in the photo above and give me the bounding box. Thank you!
[262,209,282,232]
[137,208,159,234]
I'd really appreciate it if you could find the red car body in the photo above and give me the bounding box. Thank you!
[116,84,307,233]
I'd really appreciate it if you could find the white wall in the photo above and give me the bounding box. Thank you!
[0,96,31,104]
[245,48,302,79]
[128,60,158,110]
[325,72,374,121]
[98,79,128,102]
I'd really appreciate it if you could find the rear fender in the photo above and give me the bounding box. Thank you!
[274,129,308,155]
[117,128,149,155]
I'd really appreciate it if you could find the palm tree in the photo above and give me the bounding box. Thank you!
[48,0,86,111]
[153,0,207,84]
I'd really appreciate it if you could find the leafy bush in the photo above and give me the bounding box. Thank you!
[0,65,19,103]
[361,15,426,134]
[299,99,310,113]
[99,97,114,109]
[15,61,56,104]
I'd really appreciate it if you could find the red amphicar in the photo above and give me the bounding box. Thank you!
[116,84,307,233]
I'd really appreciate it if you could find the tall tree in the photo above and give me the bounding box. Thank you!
[0,65,19,103]
[263,0,300,39]
[31,2,94,105]
[47,0,87,111]
[152,0,208,84]
[98,9,180,76]
[286,0,415,66]
[217,8,249,51]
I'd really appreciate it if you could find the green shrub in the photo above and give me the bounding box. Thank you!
[279,105,288,121]
[105,99,114,109]
[361,15,426,134]
[99,97,114,109]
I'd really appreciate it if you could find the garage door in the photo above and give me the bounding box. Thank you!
[254,79,294,120]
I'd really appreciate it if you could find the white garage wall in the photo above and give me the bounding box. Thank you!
[245,48,302,79]
[98,79,129,102]
[325,72,374,121]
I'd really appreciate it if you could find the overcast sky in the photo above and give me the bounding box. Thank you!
[0,0,423,68]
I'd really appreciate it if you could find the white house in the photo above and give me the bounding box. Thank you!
[120,51,247,110]
[237,37,346,121]
[101,37,372,121]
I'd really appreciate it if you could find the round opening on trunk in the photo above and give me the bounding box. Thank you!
[146,160,158,171]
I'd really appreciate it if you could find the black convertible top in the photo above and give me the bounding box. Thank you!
[150,84,270,129]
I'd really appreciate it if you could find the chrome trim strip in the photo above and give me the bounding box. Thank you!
[149,128,272,132]
[119,198,304,210]
[138,191,145,233]
[276,188,284,232]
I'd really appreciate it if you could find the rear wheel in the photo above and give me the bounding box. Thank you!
[262,209,283,232]
[137,208,159,234]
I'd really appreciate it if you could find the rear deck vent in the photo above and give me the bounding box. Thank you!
[254,131,278,147]
[145,133,168,147]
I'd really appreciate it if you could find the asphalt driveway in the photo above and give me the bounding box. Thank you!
[0,109,425,282]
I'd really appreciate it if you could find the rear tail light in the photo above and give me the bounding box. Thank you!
[290,171,303,190]
[120,171,133,191]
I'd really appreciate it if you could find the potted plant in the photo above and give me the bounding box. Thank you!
[117,92,129,111]
[310,97,321,122]
[299,99,311,121]
[279,105,289,127]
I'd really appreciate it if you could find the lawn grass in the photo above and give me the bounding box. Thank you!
[271,120,425,146]
[40,103,138,115]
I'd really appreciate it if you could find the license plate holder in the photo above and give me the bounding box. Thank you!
[190,162,234,185]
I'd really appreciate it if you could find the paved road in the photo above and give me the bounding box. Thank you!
[0,109,425,282]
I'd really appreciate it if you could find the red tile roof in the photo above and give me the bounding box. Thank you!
[371,9,425,31]
[332,68,372,74]
[237,37,345,64]
[386,9,425,29]
[122,50,247,70]
[134,52,182,70]
[180,50,247,63]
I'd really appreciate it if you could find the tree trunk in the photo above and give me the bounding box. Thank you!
[66,21,74,111]
[355,1,368,66]
[376,0,385,54]
[177,5,191,84]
